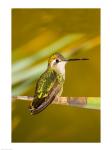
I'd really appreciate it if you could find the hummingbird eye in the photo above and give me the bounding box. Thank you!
[56,59,60,63]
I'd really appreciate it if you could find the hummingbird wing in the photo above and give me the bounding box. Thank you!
[29,69,61,115]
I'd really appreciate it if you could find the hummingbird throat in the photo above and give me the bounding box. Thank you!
[54,61,66,80]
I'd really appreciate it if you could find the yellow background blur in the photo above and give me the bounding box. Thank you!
[12,9,100,142]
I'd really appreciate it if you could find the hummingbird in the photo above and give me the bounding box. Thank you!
[29,53,88,115]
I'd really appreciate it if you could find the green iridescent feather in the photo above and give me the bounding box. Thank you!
[31,68,64,110]
[35,68,57,99]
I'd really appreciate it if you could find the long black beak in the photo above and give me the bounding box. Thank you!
[65,58,89,62]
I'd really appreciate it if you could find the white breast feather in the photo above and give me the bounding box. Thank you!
[55,61,66,79]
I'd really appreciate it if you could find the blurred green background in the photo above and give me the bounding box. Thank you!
[12,9,100,142]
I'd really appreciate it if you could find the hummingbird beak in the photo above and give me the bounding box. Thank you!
[64,58,89,62]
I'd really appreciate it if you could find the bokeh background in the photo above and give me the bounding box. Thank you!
[12,9,100,142]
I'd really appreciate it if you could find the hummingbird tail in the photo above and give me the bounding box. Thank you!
[29,84,61,115]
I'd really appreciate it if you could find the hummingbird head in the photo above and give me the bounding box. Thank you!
[48,53,65,67]
[48,53,67,78]
[48,52,89,79]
